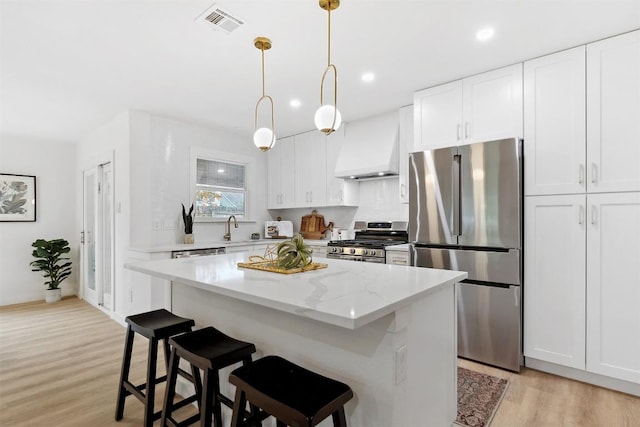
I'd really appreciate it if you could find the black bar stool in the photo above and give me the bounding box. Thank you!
[161,326,257,427]
[229,355,354,427]
[115,309,197,427]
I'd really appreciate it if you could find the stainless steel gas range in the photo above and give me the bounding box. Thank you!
[327,221,408,263]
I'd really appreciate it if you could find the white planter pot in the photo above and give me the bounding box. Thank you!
[45,288,62,303]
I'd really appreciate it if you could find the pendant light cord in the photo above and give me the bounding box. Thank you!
[261,47,266,97]
[327,7,331,66]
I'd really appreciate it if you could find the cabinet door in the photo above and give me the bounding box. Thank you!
[398,105,412,203]
[524,195,586,369]
[587,30,640,193]
[413,80,463,151]
[586,192,640,383]
[326,127,359,206]
[294,131,327,207]
[267,140,282,209]
[267,136,295,209]
[462,63,523,144]
[524,47,586,196]
[280,137,295,207]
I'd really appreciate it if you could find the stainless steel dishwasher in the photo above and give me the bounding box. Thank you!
[169,247,226,309]
[171,247,226,258]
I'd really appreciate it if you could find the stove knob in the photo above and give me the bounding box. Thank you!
[349,248,356,255]
[370,249,377,257]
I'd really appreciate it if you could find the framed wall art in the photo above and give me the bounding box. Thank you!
[0,174,36,222]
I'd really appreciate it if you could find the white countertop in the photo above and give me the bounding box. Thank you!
[125,253,466,329]
[130,238,329,253]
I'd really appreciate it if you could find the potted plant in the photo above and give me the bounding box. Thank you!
[29,238,72,303]
[182,203,194,244]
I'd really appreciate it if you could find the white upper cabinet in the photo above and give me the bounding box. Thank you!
[398,105,413,203]
[586,192,640,383]
[325,127,359,206]
[524,194,587,369]
[413,63,523,151]
[294,131,327,208]
[462,63,523,144]
[267,136,295,209]
[413,80,462,151]
[587,30,640,193]
[524,46,586,196]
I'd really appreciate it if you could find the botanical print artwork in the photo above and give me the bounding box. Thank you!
[0,174,36,222]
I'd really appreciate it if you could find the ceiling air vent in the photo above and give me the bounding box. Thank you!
[197,4,244,34]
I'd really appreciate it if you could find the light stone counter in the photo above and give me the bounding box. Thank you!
[125,253,466,427]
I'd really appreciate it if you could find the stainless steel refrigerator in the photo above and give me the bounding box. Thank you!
[409,137,523,372]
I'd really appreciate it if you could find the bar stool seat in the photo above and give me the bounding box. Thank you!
[115,309,196,427]
[161,326,257,427]
[229,355,354,427]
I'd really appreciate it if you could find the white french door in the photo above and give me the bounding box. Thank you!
[82,163,114,310]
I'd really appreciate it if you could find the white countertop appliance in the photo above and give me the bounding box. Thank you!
[327,221,408,263]
[264,220,293,239]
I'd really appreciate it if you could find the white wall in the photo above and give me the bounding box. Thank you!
[139,113,271,246]
[0,134,78,305]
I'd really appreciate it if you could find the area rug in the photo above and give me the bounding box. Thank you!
[456,367,509,427]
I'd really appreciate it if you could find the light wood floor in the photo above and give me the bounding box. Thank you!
[1,298,639,427]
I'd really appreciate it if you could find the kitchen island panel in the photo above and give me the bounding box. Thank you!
[172,279,456,427]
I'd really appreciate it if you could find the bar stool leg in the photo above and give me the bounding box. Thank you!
[160,348,180,426]
[191,363,203,411]
[332,408,347,427]
[200,369,215,427]
[211,369,224,427]
[115,325,135,421]
[144,337,159,427]
[230,388,246,427]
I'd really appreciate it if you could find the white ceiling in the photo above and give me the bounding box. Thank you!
[1,0,639,143]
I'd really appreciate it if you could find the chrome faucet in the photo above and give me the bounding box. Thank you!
[223,215,239,241]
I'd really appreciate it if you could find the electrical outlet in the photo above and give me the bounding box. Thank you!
[395,345,407,384]
[153,219,161,231]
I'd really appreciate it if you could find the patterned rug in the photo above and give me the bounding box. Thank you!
[456,367,509,427]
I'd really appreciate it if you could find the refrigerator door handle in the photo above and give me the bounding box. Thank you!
[452,154,461,236]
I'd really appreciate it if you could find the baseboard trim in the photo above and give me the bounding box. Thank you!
[525,357,640,397]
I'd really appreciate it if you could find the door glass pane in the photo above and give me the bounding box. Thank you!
[85,174,96,292]
[103,167,112,307]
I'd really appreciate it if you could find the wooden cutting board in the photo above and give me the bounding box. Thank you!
[300,210,333,239]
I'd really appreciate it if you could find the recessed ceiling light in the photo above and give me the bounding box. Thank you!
[290,99,301,108]
[361,72,375,83]
[218,169,225,173]
[476,27,495,42]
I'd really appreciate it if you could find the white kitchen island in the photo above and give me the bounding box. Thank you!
[125,253,467,427]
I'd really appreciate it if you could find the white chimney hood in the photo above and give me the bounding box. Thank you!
[334,110,399,179]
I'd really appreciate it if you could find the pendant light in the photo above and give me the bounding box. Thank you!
[314,0,342,135]
[253,37,276,151]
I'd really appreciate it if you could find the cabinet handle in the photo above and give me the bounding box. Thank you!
[591,163,598,185]
[578,205,584,225]
[578,164,584,185]
[400,183,406,198]
[456,124,461,141]
[591,205,597,225]
[464,122,470,139]
[310,191,313,203]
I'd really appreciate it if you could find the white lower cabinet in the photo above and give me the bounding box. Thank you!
[525,192,640,384]
[386,249,410,266]
[586,192,640,383]
[524,195,586,369]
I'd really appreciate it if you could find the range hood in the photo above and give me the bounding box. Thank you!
[334,110,399,179]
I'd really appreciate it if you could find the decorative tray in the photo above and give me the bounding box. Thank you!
[237,260,328,275]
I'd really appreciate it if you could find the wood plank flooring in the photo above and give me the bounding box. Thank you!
[1,297,639,426]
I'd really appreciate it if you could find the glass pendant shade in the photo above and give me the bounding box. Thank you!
[314,104,342,134]
[253,127,276,151]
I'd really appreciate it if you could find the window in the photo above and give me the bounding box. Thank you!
[195,158,247,219]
